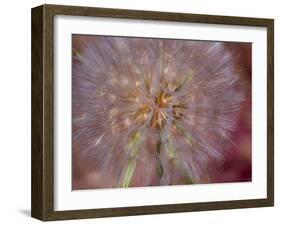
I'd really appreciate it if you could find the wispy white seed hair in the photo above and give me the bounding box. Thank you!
[73,36,247,188]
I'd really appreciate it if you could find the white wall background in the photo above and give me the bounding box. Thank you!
[0,0,279,225]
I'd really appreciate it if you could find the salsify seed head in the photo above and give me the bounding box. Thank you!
[73,36,248,188]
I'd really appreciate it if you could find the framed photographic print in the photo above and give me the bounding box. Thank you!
[31,4,274,221]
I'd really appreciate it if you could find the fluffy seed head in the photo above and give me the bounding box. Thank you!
[73,36,248,188]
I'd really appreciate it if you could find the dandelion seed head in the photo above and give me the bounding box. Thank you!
[73,36,249,188]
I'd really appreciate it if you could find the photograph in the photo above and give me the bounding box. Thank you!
[72,35,252,190]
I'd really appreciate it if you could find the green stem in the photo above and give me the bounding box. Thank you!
[121,132,142,188]
[156,133,164,182]
[122,159,137,188]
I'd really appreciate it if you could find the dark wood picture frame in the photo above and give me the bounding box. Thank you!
[31,4,274,221]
